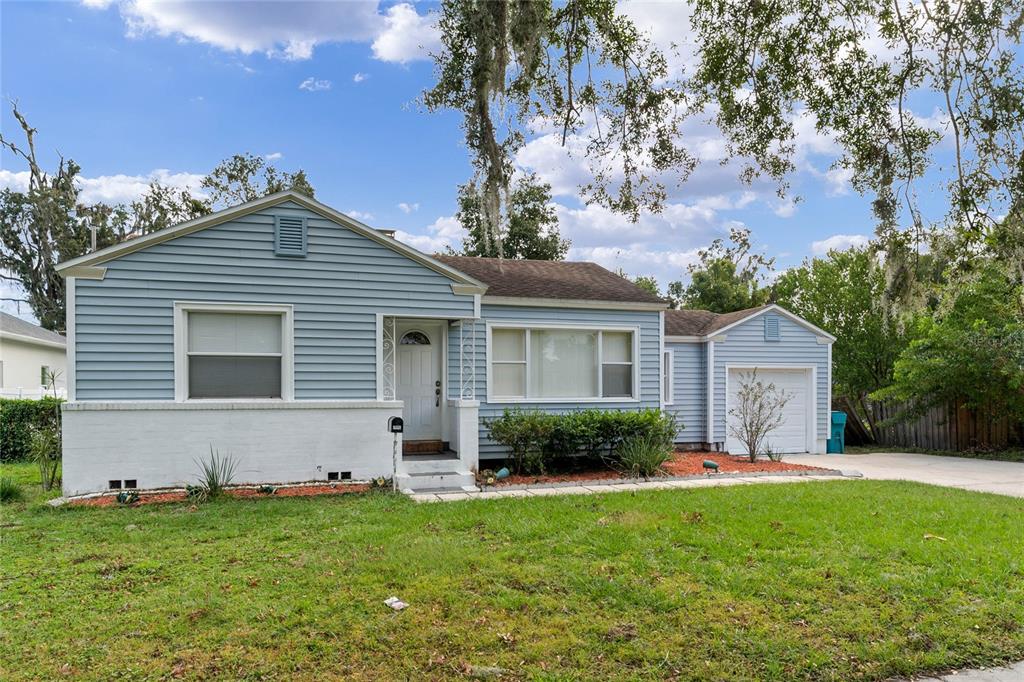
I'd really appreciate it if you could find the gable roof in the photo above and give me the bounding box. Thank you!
[665,304,835,341]
[1,312,66,348]
[55,190,487,291]
[434,255,667,306]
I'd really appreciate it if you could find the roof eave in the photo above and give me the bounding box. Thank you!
[483,295,668,311]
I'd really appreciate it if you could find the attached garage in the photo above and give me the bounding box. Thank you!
[663,305,834,454]
[725,367,816,455]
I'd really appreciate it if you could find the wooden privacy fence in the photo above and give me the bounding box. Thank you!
[870,400,1023,451]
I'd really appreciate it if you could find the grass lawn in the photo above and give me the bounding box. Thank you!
[845,445,1024,463]
[2,463,1023,681]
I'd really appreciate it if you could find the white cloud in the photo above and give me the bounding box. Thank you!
[85,1,441,64]
[371,3,440,64]
[0,168,205,205]
[823,166,854,196]
[353,72,369,83]
[298,77,331,92]
[346,209,375,222]
[394,215,463,253]
[264,152,283,161]
[773,199,798,218]
[89,0,383,61]
[397,202,419,214]
[811,234,871,255]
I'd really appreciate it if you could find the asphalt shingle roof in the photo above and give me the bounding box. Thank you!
[664,305,771,336]
[0,311,66,345]
[434,255,666,304]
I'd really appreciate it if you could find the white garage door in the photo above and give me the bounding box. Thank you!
[726,368,812,455]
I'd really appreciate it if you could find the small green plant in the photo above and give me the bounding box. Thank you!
[763,444,784,462]
[370,476,392,490]
[0,476,25,503]
[29,424,61,491]
[116,490,140,505]
[192,447,238,501]
[610,433,673,478]
[185,484,206,502]
[257,484,277,495]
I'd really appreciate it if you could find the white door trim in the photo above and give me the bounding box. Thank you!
[395,320,445,440]
[724,364,816,454]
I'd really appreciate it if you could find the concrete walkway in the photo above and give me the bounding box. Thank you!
[410,472,848,502]
[903,660,1024,681]
[784,452,1024,498]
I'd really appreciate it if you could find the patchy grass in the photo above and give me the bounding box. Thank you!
[1,471,1022,681]
[846,445,1024,462]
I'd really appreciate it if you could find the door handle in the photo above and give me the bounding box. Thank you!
[435,387,441,407]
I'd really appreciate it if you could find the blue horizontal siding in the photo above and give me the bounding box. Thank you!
[712,313,830,443]
[74,202,475,400]
[666,341,706,443]
[457,305,662,460]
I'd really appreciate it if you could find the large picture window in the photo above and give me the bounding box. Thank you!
[175,303,293,401]
[489,326,637,401]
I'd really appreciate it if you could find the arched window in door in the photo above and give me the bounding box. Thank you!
[400,330,431,345]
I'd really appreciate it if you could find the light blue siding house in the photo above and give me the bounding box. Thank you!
[57,190,833,496]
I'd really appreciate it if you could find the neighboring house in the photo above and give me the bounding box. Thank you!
[55,190,833,496]
[0,311,67,398]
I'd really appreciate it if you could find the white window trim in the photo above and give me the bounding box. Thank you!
[485,321,641,404]
[173,301,294,403]
[662,349,674,406]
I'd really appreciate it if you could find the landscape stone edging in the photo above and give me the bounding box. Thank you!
[481,467,848,492]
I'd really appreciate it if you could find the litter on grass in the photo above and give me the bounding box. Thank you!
[384,596,408,611]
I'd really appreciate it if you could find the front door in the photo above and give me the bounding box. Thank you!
[396,322,443,441]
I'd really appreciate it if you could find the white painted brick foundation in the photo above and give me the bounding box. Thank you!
[61,400,403,496]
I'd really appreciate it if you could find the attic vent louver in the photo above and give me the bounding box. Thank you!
[274,216,307,257]
[764,315,780,341]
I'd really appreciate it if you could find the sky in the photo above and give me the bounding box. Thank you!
[1,0,949,322]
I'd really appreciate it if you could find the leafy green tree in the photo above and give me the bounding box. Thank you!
[873,260,1024,422]
[201,153,315,207]
[631,275,660,298]
[455,174,569,260]
[425,0,685,253]
[668,227,774,312]
[427,0,1024,278]
[773,245,909,432]
[1,105,316,330]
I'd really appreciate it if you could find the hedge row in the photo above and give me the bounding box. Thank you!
[0,397,62,462]
[486,408,678,474]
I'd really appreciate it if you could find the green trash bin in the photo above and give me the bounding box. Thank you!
[827,411,847,454]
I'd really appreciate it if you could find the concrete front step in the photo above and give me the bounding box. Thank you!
[396,470,477,493]
[399,453,462,475]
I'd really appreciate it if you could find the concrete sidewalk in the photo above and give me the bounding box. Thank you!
[784,452,1024,498]
[903,660,1024,681]
[410,471,849,502]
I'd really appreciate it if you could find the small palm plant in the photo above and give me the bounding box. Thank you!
[192,447,238,502]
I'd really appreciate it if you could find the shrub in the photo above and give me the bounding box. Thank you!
[486,408,678,475]
[1,397,62,462]
[0,476,24,503]
[611,433,674,478]
[192,447,238,501]
[486,409,556,474]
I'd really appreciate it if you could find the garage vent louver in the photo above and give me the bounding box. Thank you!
[274,216,307,257]
[764,315,780,341]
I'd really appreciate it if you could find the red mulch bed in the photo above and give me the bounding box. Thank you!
[69,482,371,507]
[491,450,826,487]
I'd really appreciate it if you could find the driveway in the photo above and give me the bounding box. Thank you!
[784,452,1024,498]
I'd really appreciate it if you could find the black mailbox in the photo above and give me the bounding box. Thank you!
[388,416,404,433]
